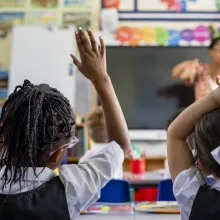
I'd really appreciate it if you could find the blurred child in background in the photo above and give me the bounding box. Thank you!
[80,106,123,179]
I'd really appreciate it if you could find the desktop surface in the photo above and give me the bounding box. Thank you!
[78,212,180,220]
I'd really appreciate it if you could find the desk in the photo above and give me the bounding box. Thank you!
[124,171,163,188]
[78,213,180,220]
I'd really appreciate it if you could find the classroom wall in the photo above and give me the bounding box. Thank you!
[100,0,220,46]
[1,0,220,157]
[0,0,100,115]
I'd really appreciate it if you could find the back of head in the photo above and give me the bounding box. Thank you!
[85,106,107,143]
[189,108,220,177]
[0,80,75,185]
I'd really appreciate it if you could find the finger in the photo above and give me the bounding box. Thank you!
[70,54,82,69]
[99,36,105,56]
[87,28,98,55]
[78,27,94,56]
[75,31,85,54]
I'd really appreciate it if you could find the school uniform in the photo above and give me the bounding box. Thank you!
[174,166,220,220]
[79,143,123,179]
[0,141,124,220]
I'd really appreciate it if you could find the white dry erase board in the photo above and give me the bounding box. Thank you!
[9,26,76,106]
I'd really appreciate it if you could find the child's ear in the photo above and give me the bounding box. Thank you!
[47,148,65,170]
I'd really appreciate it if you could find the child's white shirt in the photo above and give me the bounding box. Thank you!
[173,166,220,220]
[0,141,124,219]
[79,143,123,179]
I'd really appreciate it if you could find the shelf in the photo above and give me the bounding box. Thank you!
[67,156,166,171]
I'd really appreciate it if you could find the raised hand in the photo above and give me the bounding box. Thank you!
[71,28,108,84]
[172,59,203,85]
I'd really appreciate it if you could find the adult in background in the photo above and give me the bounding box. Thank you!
[172,38,220,100]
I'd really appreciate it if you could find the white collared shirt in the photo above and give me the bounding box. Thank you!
[0,141,124,219]
[173,166,220,220]
[208,76,218,91]
[79,143,123,179]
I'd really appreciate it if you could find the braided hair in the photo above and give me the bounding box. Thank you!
[0,80,75,188]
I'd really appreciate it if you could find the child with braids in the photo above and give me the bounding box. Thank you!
[0,28,130,220]
[167,76,220,220]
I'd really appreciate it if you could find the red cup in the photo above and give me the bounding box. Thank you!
[130,157,146,174]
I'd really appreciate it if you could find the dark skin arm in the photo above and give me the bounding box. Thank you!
[71,28,130,155]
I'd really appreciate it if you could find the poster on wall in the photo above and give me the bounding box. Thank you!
[63,0,92,9]
[31,0,58,8]
[0,12,25,27]
[0,0,27,7]
[63,12,91,29]
[131,0,218,12]
[27,11,57,25]
[0,71,8,110]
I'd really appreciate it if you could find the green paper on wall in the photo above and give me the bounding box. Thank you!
[217,0,220,10]
[156,28,168,46]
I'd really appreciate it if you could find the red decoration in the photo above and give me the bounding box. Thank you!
[116,26,132,42]
[161,0,175,9]
[103,0,120,8]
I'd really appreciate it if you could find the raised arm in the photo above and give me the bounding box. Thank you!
[172,59,202,85]
[167,76,220,181]
[71,28,130,154]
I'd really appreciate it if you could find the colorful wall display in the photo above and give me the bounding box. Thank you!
[107,0,218,12]
[142,27,156,44]
[0,0,95,26]
[0,0,27,7]
[64,0,92,8]
[156,28,169,45]
[116,25,212,46]
[181,29,194,42]
[116,26,133,42]
[124,0,218,12]
[0,12,25,27]
[63,12,91,29]
[193,25,210,43]
[217,0,220,10]
[103,0,120,8]
[27,11,57,25]
[31,0,58,8]
[168,29,181,46]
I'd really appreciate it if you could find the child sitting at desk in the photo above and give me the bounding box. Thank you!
[0,28,130,219]
[80,106,123,179]
[167,77,220,220]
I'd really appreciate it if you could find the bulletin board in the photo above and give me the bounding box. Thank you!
[110,0,220,22]
[0,0,99,70]
[0,0,100,113]
[118,0,218,13]
[101,0,220,47]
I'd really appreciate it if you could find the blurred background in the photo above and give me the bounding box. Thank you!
[0,0,219,182]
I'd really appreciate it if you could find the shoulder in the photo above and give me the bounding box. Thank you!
[58,141,124,213]
[79,141,124,167]
[173,166,207,220]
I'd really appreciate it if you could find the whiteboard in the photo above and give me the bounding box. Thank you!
[9,26,76,106]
